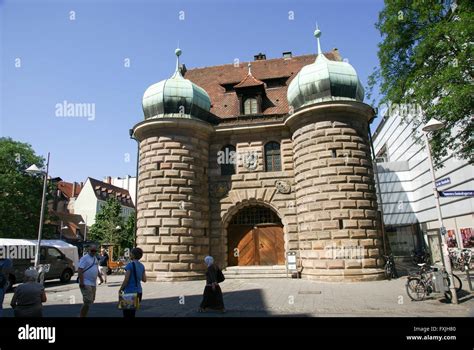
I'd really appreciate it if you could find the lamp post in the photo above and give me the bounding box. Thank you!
[26,152,50,269]
[60,223,68,240]
[129,129,139,247]
[79,217,88,242]
[422,118,458,304]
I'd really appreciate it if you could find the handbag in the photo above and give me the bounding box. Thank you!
[118,262,140,310]
[216,267,225,283]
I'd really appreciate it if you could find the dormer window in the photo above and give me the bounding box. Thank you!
[244,97,258,115]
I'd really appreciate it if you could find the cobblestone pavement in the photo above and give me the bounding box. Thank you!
[2,274,473,317]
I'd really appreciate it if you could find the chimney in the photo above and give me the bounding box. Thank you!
[72,182,76,198]
[254,53,266,61]
[282,51,292,59]
[106,176,112,184]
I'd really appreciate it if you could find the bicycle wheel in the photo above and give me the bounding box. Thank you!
[445,274,462,293]
[406,277,426,301]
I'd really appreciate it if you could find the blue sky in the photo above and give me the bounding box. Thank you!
[0,0,385,182]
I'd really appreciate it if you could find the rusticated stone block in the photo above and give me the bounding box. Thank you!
[161,254,179,262]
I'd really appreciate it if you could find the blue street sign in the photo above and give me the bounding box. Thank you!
[438,190,474,197]
[435,177,451,188]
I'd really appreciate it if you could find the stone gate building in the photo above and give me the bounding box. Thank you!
[131,29,384,281]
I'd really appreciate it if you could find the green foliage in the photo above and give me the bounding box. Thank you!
[369,0,473,165]
[0,137,55,238]
[88,198,134,256]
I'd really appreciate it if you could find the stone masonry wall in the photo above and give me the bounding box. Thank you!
[292,115,384,281]
[208,128,298,267]
[136,127,210,281]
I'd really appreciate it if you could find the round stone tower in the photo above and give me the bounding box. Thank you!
[132,49,217,281]
[286,28,384,281]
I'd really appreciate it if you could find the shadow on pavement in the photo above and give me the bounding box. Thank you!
[2,288,312,317]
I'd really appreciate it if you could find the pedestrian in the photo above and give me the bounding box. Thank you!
[10,269,47,318]
[198,256,225,313]
[98,248,109,284]
[0,258,13,318]
[118,247,146,318]
[78,244,103,317]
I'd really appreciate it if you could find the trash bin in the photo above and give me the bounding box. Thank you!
[432,270,449,293]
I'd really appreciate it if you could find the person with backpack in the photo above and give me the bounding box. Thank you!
[78,244,103,317]
[0,258,13,317]
[118,247,146,318]
[198,256,225,313]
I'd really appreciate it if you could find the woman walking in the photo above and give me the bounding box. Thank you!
[10,269,47,318]
[199,256,225,313]
[119,248,146,318]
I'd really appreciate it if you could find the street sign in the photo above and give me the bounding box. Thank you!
[440,226,447,236]
[438,190,474,197]
[435,177,451,188]
[286,251,298,272]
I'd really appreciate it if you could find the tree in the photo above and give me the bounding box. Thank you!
[369,0,473,166]
[0,137,55,238]
[88,198,133,257]
[122,214,136,252]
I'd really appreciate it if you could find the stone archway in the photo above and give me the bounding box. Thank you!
[222,200,287,267]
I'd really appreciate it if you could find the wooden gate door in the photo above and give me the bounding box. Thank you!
[228,225,284,266]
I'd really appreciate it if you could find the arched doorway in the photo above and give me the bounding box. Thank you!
[227,205,285,266]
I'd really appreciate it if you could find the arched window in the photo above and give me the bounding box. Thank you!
[220,145,236,175]
[244,97,258,115]
[264,141,281,172]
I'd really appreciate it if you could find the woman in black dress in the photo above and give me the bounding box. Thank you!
[199,256,225,313]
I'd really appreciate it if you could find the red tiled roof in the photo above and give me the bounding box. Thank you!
[184,50,341,118]
[88,178,135,208]
[57,181,82,198]
[234,73,265,89]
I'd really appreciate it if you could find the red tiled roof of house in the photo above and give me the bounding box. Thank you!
[184,50,341,118]
[57,181,82,198]
[88,178,135,208]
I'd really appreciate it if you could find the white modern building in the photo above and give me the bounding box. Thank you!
[73,177,135,227]
[372,109,473,262]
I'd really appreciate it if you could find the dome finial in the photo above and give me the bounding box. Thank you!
[314,22,322,56]
[174,47,183,77]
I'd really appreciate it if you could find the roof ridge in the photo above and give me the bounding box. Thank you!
[185,52,333,72]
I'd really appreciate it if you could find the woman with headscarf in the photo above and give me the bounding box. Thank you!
[198,256,225,313]
[10,269,47,318]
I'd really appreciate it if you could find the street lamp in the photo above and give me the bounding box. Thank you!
[60,224,68,240]
[79,218,88,242]
[422,118,458,304]
[26,152,50,269]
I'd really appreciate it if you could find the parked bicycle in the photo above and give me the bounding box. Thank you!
[449,248,472,272]
[383,254,398,280]
[411,248,431,265]
[406,263,462,302]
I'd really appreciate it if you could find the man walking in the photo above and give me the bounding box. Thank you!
[98,248,109,284]
[78,244,103,317]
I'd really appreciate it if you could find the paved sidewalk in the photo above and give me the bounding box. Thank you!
[2,275,473,317]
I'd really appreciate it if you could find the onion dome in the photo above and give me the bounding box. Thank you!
[142,48,211,119]
[287,26,365,111]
